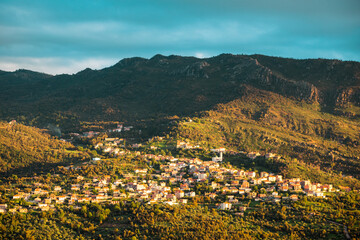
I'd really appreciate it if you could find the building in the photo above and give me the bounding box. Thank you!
[219,202,232,210]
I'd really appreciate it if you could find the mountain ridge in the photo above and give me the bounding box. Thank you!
[0,53,359,128]
[0,53,359,178]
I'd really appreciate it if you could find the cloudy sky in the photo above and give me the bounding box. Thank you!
[0,0,359,74]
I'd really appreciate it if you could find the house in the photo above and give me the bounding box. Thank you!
[211,148,226,152]
[248,192,257,198]
[175,190,184,199]
[301,180,311,187]
[292,184,302,191]
[33,188,42,195]
[57,195,67,202]
[239,206,247,212]
[166,194,177,202]
[0,204,7,209]
[304,184,312,191]
[219,202,232,210]
[306,191,314,197]
[186,192,196,197]
[241,180,250,188]
[9,208,17,214]
[289,195,298,201]
[257,192,266,198]
[208,193,218,199]
[77,176,84,181]
[13,194,23,199]
[8,120,17,125]
[247,172,256,178]
[123,126,133,131]
[211,182,219,189]
[71,186,80,191]
[231,180,240,186]
[78,197,91,203]
[265,153,276,159]
[268,175,276,182]
[229,187,239,194]
[212,152,223,162]
[180,184,190,191]
[272,198,281,203]
[314,192,324,198]
[236,170,246,177]
[279,184,289,191]
[238,189,245,195]
[250,179,262,185]
[196,173,207,181]
[19,208,28,213]
[94,143,103,149]
[322,184,333,192]
[179,199,188,204]
[134,168,148,174]
[247,152,261,159]
[39,205,50,211]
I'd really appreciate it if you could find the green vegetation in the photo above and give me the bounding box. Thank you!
[0,121,89,175]
[0,54,360,239]
[175,86,360,178]
[1,54,359,131]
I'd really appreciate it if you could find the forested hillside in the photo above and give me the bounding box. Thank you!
[174,86,360,177]
[0,121,87,174]
[0,54,359,131]
[0,54,359,178]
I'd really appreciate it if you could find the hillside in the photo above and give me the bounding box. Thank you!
[1,55,360,239]
[0,121,87,175]
[174,85,360,178]
[0,54,359,131]
[0,54,359,177]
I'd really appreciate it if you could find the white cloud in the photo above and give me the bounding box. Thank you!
[194,52,211,58]
[0,57,119,75]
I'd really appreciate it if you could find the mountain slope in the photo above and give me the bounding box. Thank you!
[0,54,359,131]
[174,85,360,178]
[0,121,86,174]
[0,54,359,177]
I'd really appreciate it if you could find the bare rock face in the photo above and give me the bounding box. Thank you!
[170,61,210,78]
[231,57,320,103]
[336,87,360,106]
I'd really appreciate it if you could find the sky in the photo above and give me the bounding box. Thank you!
[0,0,359,74]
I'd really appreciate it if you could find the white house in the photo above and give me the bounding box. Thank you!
[219,202,232,210]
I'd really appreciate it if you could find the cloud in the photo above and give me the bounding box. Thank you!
[0,0,359,74]
[0,57,119,75]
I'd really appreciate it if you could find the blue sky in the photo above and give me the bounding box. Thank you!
[0,0,359,74]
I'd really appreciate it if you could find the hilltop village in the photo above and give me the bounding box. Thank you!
[0,124,347,215]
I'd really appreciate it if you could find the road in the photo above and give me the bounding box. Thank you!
[327,220,351,240]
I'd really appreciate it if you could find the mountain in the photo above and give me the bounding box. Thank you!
[0,54,359,131]
[0,54,359,177]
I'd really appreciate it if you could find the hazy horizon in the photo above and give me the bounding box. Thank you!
[2,53,360,76]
